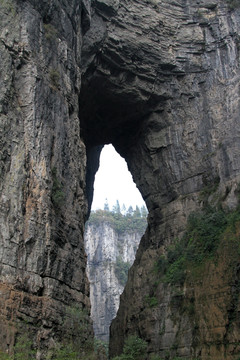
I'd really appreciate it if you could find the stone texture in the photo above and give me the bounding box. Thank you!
[80,0,240,358]
[0,0,92,356]
[85,221,143,342]
[1,0,240,358]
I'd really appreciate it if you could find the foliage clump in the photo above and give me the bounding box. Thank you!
[0,0,16,16]
[13,335,36,360]
[87,201,148,235]
[155,206,240,286]
[112,335,147,360]
[49,68,60,89]
[149,355,202,360]
[87,201,147,288]
[227,0,240,9]
[145,295,158,308]
[43,23,57,41]
[115,256,131,286]
[47,306,108,359]
[0,334,36,360]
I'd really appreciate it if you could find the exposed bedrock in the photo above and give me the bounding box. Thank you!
[0,0,92,355]
[80,0,240,358]
[85,220,143,342]
[0,0,240,358]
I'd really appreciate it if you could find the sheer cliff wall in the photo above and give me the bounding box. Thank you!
[0,0,92,355]
[0,0,240,358]
[85,221,142,342]
[81,0,240,358]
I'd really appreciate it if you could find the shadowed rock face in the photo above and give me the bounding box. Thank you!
[0,0,92,354]
[81,0,240,211]
[0,0,240,358]
[81,0,240,358]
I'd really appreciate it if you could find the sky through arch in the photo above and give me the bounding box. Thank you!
[91,145,145,211]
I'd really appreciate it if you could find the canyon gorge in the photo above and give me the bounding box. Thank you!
[84,208,146,342]
[0,0,240,359]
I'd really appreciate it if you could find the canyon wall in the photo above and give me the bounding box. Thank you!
[85,218,143,342]
[0,0,93,356]
[0,0,240,358]
[81,0,240,359]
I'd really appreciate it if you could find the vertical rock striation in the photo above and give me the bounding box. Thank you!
[1,0,240,358]
[0,0,92,355]
[80,0,240,358]
[85,220,142,342]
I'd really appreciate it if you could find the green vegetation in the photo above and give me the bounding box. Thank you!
[112,335,147,360]
[155,206,240,286]
[87,202,147,287]
[47,305,108,360]
[0,0,16,16]
[174,358,200,360]
[49,68,60,89]
[13,335,36,360]
[149,356,163,360]
[145,295,158,308]
[0,306,108,360]
[199,176,220,202]
[0,353,12,360]
[172,358,199,360]
[115,256,131,286]
[0,338,108,360]
[51,167,65,209]
[49,344,78,359]
[94,339,109,359]
[43,23,57,41]
[87,201,148,235]
[55,305,94,357]
[149,357,200,360]
[0,334,35,360]
[227,0,240,9]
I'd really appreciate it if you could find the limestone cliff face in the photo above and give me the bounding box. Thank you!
[1,0,240,358]
[0,0,92,355]
[85,221,142,342]
[81,1,240,359]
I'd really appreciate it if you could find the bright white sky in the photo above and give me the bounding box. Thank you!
[91,145,145,211]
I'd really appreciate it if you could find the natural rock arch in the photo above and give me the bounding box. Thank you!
[80,1,240,358]
[0,0,240,358]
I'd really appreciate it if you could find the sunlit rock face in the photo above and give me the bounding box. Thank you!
[1,0,240,358]
[85,221,142,342]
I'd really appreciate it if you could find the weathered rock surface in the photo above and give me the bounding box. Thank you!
[85,220,142,342]
[1,0,240,358]
[80,0,240,358]
[0,0,92,356]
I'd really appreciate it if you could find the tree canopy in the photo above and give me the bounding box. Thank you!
[87,201,148,235]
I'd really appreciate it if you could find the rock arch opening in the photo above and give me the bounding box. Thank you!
[79,49,156,341]
[79,37,167,346]
[0,0,239,358]
[84,144,148,342]
[91,144,145,211]
[80,80,151,217]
